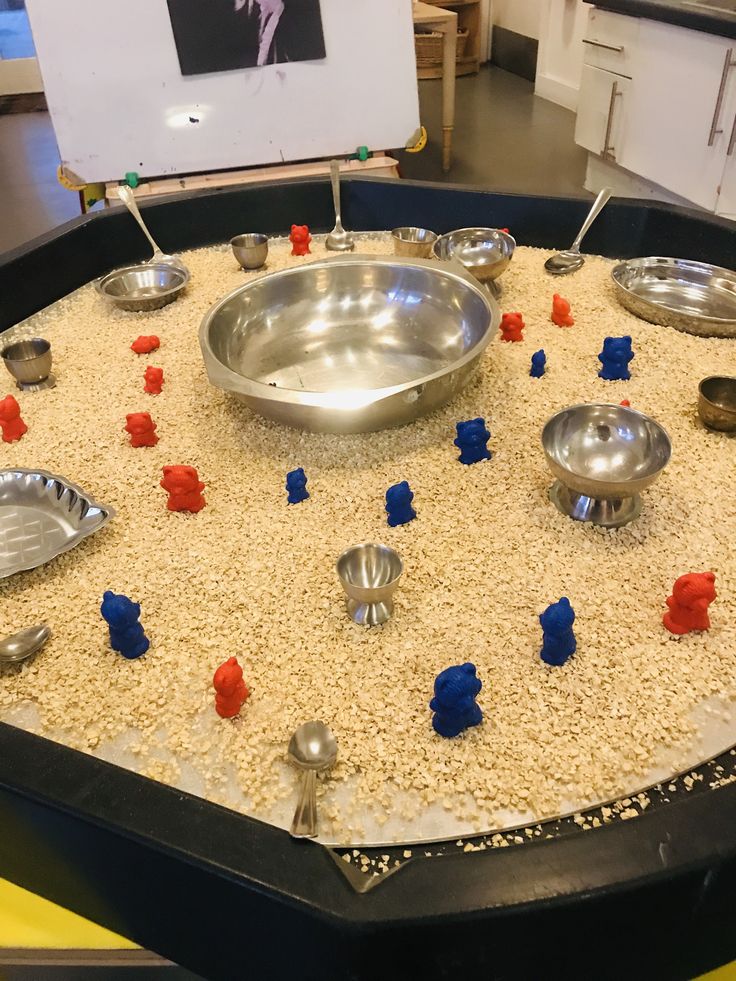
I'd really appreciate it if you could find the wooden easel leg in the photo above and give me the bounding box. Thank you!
[442,127,454,173]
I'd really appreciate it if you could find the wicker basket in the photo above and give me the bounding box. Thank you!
[414,28,469,68]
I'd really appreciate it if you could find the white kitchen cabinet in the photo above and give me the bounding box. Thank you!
[575,64,630,164]
[576,10,736,217]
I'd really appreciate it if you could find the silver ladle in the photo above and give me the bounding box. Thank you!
[325,160,355,252]
[288,720,338,839]
[0,624,51,665]
[544,187,612,275]
[117,185,189,275]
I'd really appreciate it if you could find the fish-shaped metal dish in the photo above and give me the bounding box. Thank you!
[0,469,115,579]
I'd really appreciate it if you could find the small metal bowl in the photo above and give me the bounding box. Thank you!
[542,403,672,527]
[391,227,438,259]
[1,337,54,390]
[95,262,189,313]
[433,227,516,284]
[698,376,736,432]
[231,233,269,270]
[336,543,403,626]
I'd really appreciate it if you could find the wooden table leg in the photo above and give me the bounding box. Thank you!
[440,14,458,173]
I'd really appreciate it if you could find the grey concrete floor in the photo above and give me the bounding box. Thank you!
[0,64,587,255]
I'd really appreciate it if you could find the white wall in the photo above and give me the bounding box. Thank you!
[535,0,590,110]
[492,0,543,39]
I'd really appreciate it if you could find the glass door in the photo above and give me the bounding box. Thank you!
[0,0,42,96]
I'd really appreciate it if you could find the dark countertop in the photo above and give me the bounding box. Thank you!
[585,0,736,39]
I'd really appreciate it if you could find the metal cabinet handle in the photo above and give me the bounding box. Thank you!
[583,38,624,53]
[728,112,736,156]
[602,80,622,161]
[708,47,735,146]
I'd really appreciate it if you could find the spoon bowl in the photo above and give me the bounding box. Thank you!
[545,187,612,276]
[0,624,51,664]
[288,720,338,839]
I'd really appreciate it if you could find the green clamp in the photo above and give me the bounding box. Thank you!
[124,171,140,188]
[348,146,369,162]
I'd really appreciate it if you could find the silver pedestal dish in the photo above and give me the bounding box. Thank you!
[1,337,55,391]
[199,254,498,434]
[542,403,672,528]
[433,227,515,297]
[95,262,189,313]
[611,257,736,338]
[336,543,403,626]
[0,469,115,578]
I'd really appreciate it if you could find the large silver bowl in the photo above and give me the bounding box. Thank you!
[542,403,672,527]
[199,254,498,433]
[611,257,736,338]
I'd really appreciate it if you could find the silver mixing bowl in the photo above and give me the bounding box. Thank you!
[95,262,189,313]
[542,403,672,527]
[199,254,497,433]
[433,228,516,284]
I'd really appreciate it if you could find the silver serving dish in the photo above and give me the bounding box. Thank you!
[611,257,736,338]
[199,254,497,433]
[433,227,516,284]
[0,469,115,578]
[542,403,672,527]
[95,262,189,313]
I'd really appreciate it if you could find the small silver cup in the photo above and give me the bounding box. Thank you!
[231,233,269,270]
[391,227,438,259]
[336,543,403,626]
[1,337,55,391]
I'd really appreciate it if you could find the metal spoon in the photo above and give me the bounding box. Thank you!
[0,624,51,665]
[325,160,354,252]
[545,187,612,275]
[288,720,338,838]
[117,185,189,274]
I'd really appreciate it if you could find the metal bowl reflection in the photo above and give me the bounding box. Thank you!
[95,262,189,313]
[542,403,671,527]
[199,254,497,433]
[433,228,515,283]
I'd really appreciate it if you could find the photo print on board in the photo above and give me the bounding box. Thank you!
[167,0,326,75]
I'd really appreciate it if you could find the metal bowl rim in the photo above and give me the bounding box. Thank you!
[610,256,736,326]
[95,262,190,301]
[698,374,736,407]
[1,337,51,361]
[199,253,498,405]
[335,541,404,587]
[541,402,673,486]
[433,226,517,256]
[230,233,269,248]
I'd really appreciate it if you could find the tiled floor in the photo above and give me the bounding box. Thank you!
[0,64,588,255]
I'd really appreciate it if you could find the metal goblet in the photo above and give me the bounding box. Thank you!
[336,543,403,626]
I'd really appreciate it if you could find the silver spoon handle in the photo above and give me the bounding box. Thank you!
[118,185,163,258]
[330,159,344,230]
[290,769,318,838]
[569,186,612,252]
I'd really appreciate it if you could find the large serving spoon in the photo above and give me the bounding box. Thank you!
[325,160,355,252]
[117,185,189,274]
[545,187,612,275]
[0,624,51,665]
[288,720,338,838]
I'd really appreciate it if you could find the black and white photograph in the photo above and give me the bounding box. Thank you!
[166,0,326,76]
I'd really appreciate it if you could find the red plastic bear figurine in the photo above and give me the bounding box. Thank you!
[289,224,311,256]
[213,656,250,719]
[125,412,159,447]
[663,572,717,635]
[160,465,206,513]
[500,311,525,342]
[620,399,631,407]
[551,294,574,327]
[131,335,160,355]
[0,394,27,443]
[144,366,164,394]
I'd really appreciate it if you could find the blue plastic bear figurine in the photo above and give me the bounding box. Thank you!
[539,597,576,666]
[454,417,492,465]
[598,336,634,381]
[100,590,150,659]
[430,662,483,738]
[385,480,416,527]
[286,467,309,504]
[530,349,546,378]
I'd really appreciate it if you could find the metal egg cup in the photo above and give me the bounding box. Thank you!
[698,376,736,433]
[336,543,403,626]
[391,226,438,259]
[542,403,672,528]
[1,337,55,391]
[231,233,269,271]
